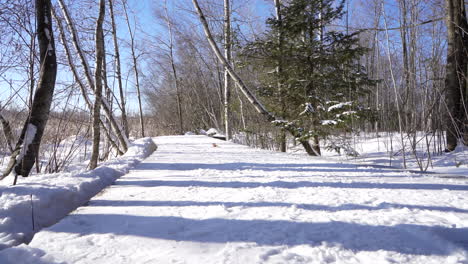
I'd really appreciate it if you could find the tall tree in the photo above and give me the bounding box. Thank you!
[108,0,130,138]
[57,0,129,152]
[245,0,375,155]
[163,0,184,135]
[223,0,232,140]
[274,0,287,152]
[1,0,57,183]
[52,6,123,156]
[444,0,468,151]
[89,0,106,169]
[122,0,145,137]
[192,0,318,155]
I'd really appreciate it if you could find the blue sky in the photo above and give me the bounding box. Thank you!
[0,0,416,114]
[0,0,274,113]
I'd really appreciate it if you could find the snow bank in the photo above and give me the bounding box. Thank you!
[1,136,466,263]
[206,128,219,136]
[0,137,156,251]
[319,132,468,175]
[206,128,226,140]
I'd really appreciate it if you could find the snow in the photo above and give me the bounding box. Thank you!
[319,133,468,176]
[299,103,314,115]
[0,138,156,251]
[321,120,338,125]
[1,135,467,263]
[16,124,37,165]
[337,111,357,118]
[47,44,53,54]
[44,29,51,41]
[328,102,353,112]
[206,128,225,139]
[206,128,219,136]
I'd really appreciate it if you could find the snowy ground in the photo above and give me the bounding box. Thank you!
[0,138,156,251]
[292,132,468,176]
[1,135,468,263]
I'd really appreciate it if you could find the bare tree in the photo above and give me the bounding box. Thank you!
[57,0,129,152]
[163,0,184,135]
[444,0,468,151]
[1,0,57,183]
[52,7,123,156]
[0,112,14,152]
[274,0,286,152]
[122,0,145,137]
[223,0,232,140]
[89,0,106,169]
[192,0,317,155]
[108,0,129,138]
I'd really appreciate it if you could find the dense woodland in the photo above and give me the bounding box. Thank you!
[0,0,466,182]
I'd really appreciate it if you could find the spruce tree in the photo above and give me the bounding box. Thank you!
[244,0,376,155]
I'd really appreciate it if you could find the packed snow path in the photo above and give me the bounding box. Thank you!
[4,136,468,263]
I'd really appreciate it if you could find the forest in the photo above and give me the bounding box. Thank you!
[0,0,468,262]
[0,0,467,180]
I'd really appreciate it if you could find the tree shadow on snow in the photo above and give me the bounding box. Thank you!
[0,246,61,264]
[87,199,468,214]
[134,162,417,176]
[49,214,468,256]
[115,179,468,191]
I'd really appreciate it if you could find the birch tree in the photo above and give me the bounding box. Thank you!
[52,7,123,156]
[192,0,319,155]
[163,0,184,135]
[122,0,145,137]
[1,0,57,183]
[223,0,232,140]
[57,0,129,152]
[108,0,129,137]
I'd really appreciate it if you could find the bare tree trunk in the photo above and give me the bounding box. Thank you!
[57,0,128,152]
[399,0,410,130]
[108,0,129,138]
[89,0,105,169]
[122,0,145,137]
[383,3,407,168]
[52,7,124,155]
[192,0,316,155]
[1,0,57,182]
[444,0,468,151]
[28,35,36,109]
[0,113,14,152]
[163,0,184,135]
[274,0,286,152]
[223,0,232,140]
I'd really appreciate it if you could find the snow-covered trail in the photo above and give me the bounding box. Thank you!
[3,135,468,263]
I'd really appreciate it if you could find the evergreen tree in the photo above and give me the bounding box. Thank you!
[244,0,376,155]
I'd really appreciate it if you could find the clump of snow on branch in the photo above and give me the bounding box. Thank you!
[327,102,353,112]
[300,103,315,116]
[321,120,338,125]
[16,124,37,165]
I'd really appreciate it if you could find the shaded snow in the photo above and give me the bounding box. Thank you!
[0,138,156,250]
[0,136,466,263]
